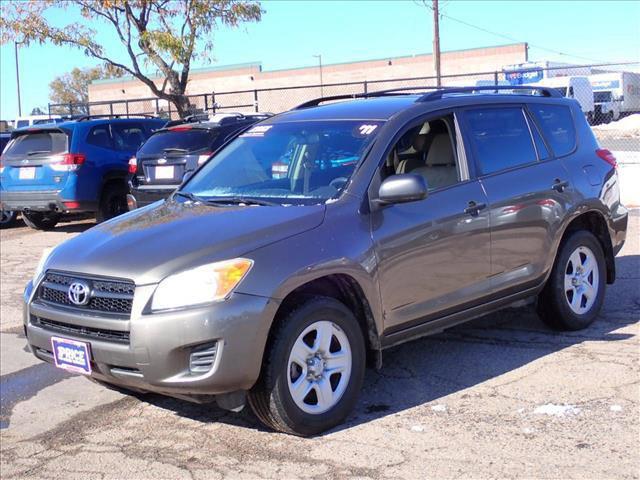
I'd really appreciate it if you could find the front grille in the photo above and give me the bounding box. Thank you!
[31,316,130,344]
[38,272,134,316]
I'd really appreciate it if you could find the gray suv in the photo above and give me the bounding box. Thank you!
[23,86,628,436]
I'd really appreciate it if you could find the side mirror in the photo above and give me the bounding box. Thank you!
[376,174,428,205]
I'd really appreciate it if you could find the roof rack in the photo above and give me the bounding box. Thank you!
[416,85,561,101]
[74,113,160,122]
[294,84,561,110]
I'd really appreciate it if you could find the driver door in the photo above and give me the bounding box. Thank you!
[370,113,491,333]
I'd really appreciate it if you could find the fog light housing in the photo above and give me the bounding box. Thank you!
[189,342,218,374]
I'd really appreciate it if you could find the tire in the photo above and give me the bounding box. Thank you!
[22,211,61,231]
[538,230,606,331]
[248,296,366,436]
[97,182,128,223]
[0,209,18,229]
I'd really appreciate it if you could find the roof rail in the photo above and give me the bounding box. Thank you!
[294,93,368,110]
[74,113,159,122]
[416,85,561,102]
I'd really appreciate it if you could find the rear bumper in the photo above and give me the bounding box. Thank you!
[23,279,278,397]
[129,185,176,209]
[611,203,628,257]
[0,190,95,213]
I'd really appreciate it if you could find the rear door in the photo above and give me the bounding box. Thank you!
[1,128,72,190]
[461,104,573,295]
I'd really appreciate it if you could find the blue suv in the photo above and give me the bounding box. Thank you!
[0,116,166,230]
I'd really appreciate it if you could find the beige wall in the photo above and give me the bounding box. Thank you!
[88,43,527,114]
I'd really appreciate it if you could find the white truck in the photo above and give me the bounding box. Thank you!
[589,71,640,123]
[531,76,595,123]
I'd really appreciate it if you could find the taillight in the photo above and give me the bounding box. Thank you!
[596,149,617,168]
[0,156,4,174]
[50,153,86,172]
[197,152,212,165]
[128,157,137,174]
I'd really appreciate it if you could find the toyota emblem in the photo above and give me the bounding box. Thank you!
[68,281,91,306]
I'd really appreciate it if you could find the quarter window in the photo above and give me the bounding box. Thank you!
[87,126,112,149]
[465,107,537,176]
[529,105,576,157]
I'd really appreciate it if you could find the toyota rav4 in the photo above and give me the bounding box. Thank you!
[23,86,628,436]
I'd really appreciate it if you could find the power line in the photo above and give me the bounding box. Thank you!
[421,2,606,64]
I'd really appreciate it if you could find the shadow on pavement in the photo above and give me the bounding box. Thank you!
[122,254,640,435]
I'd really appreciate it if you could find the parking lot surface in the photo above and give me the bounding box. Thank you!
[1,212,638,479]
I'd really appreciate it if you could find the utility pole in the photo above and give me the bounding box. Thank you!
[313,54,324,97]
[15,41,23,117]
[432,0,442,87]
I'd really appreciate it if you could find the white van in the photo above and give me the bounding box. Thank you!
[533,77,595,123]
[14,115,62,129]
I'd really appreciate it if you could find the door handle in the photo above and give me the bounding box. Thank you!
[552,178,569,192]
[464,200,487,216]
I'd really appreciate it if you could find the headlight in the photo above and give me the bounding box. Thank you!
[33,248,53,284]
[151,258,253,311]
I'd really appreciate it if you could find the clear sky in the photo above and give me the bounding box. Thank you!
[1,0,639,119]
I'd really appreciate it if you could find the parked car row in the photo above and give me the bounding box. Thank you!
[0,112,271,229]
[18,85,627,435]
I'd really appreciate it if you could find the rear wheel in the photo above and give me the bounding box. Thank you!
[538,230,606,330]
[0,209,18,229]
[248,297,366,436]
[97,182,128,223]
[22,211,61,231]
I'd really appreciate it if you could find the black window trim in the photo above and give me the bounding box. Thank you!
[368,108,472,201]
[459,103,542,180]
[524,102,579,160]
[86,124,114,150]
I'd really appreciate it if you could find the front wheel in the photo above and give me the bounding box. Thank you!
[22,211,61,231]
[248,297,366,436]
[538,230,606,330]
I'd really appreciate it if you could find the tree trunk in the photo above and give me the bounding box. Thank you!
[170,94,191,118]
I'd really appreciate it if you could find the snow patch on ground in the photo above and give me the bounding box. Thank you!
[430,404,447,412]
[593,114,640,136]
[533,403,581,417]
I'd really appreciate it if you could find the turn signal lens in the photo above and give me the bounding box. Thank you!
[128,157,137,174]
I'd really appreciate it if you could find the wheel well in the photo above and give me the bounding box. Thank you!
[100,177,127,200]
[563,211,615,283]
[272,275,381,366]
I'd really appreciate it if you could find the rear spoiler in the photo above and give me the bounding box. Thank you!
[11,126,69,138]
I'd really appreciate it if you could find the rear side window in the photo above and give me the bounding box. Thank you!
[464,107,537,175]
[3,131,68,158]
[529,104,576,157]
[111,123,147,151]
[138,129,218,155]
[87,126,112,149]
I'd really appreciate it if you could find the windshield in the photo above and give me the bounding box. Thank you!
[138,129,218,156]
[182,120,383,204]
[3,131,69,159]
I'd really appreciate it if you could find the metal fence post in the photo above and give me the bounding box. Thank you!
[109,103,114,117]
[204,94,208,112]
[254,90,259,112]
[494,71,499,86]
[125,100,129,116]
[363,80,368,94]
[211,91,216,113]
[69,103,73,116]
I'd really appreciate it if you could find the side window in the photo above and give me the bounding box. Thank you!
[111,123,146,151]
[384,115,460,191]
[86,125,112,149]
[528,104,576,157]
[528,117,550,160]
[465,107,537,176]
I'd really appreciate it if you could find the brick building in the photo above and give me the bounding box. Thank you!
[88,42,528,114]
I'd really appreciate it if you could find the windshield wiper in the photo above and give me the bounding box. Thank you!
[27,150,51,156]
[207,196,279,207]
[163,148,189,153]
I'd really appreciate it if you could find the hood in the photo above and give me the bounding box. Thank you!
[45,199,325,285]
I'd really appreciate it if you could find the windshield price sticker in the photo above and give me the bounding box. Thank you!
[357,124,378,136]
[241,125,273,138]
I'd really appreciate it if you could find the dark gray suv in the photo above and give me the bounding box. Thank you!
[23,86,628,436]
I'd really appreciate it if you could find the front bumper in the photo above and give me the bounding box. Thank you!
[23,279,279,397]
[0,190,95,213]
